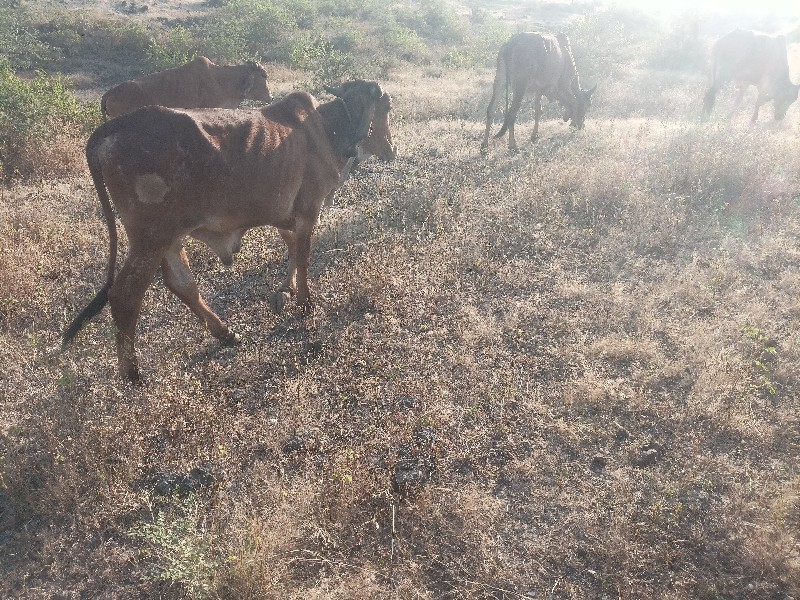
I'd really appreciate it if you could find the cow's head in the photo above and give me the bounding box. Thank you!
[358,91,396,162]
[773,83,799,120]
[569,84,596,130]
[243,61,272,104]
[326,81,397,162]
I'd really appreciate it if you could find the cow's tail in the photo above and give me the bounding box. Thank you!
[702,47,718,118]
[100,92,109,120]
[494,41,513,139]
[62,129,118,348]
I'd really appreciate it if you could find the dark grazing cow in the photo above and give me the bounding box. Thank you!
[64,80,396,381]
[703,29,799,122]
[101,56,272,118]
[481,31,596,151]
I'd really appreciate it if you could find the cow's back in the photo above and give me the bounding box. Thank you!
[93,96,338,229]
[136,57,209,108]
[507,32,565,94]
[101,57,212,118]
[712,29,790,85]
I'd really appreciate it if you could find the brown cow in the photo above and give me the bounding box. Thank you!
[322,84,390,209]
[481,31,596,151]
[703,29,799,122]
[64,80,396,381]
[101,56,272,119]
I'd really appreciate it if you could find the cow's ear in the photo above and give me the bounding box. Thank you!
[326,85,344,97]
[369,83,381,99]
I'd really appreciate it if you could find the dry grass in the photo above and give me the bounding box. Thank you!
[2,6,800,600]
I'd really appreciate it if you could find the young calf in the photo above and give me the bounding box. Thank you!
[65,80,396,381]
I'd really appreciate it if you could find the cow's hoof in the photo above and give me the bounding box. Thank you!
[299,299,315,316]
[270,290,292,314]
[120,365,141,384]
[220,331,241,346]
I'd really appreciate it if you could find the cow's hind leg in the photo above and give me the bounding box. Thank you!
[702,86,717,118]
[504,81,527,152]
[481,68,504,150]
[728,86,747,119]
[292,217,316,314]
[161,240,238,345]
[271,228,297,314]
[108,244,166,381]
[750,91,766,123]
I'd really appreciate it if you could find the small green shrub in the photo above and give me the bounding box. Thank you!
[0,58,99,179]
[317,0,384,19]
[395,1,465,44]
[82,19,151,68]
[146,25,197,71]
[567,8,650,78]
[291,36,357,89]
[130,496,219,599]
[462,14,509,67]
[0,7,57,68]
[325,16,364,53]
[377,19,428,63]
[202,0,299,63]
[648,17,705,72]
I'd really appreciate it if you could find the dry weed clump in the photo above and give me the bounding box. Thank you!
[5,126,87,181]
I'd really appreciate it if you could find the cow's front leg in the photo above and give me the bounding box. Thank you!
[270,228,297,314]
[161,240,238,345]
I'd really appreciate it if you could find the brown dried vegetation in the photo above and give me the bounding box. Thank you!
[2,3,800,599]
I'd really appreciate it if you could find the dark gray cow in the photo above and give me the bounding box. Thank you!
[703,29,799,122]
[482,31,596,151]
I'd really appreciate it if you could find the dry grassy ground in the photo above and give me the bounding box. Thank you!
[2,5,800,600]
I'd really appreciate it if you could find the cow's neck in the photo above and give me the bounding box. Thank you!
[319,99,360,163]
[215,65,247,102]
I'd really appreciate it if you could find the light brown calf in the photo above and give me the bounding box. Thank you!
[101,56,272,118]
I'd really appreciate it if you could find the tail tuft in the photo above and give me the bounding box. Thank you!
[62,287,110,348]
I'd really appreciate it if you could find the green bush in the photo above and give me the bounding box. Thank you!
[0,7,57,68]
[202,0,300,63]
[647,17,705,72]
[462,14,509,67]
[377,19,428,63]
[0,58,100,179]
[394,1,465,44]
[567,8,651,78]
[130,496,219,599]
[291,36,357,90]
[146,25,197,71]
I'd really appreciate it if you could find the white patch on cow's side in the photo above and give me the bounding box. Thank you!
[135,173,169,204]
[96,135,117,166]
